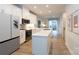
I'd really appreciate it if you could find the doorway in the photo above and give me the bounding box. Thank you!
[48,20,58,36]
[48,20,58,31]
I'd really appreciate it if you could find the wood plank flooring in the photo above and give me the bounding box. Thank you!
[12,31,70,55]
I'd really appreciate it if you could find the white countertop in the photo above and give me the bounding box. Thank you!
[32,30,52,36]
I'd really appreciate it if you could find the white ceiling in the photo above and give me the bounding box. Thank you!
[23,4,66,18]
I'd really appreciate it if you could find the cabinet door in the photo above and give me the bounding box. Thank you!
[20,30,25,44]
[32,36,48,55]
[0,13,11,42]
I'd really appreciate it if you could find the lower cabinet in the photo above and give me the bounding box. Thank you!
[20,30,25,44]
[20,29,32,43]
[32,35,51,55]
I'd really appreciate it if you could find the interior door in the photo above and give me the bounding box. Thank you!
[0,13,11,42]
[11,15,20,38]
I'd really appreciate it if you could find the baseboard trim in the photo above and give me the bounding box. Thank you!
[65,42,73,55]
[20,41,26,45]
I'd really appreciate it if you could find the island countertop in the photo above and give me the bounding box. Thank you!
[32,29,52,55]
[32,30,52,36]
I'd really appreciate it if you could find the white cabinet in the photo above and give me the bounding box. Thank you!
[23,8,30,19]
[29,13,37,27]
[32,30,51,55]
[32,36,48,55]
[20,30,25,44]
[22,8,37,27]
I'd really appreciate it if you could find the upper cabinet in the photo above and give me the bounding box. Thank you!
[22,8,37,27]
[22,8,30,19]
[29,13,37,27]
[0,4,37,25]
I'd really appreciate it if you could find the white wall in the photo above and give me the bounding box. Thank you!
[58,17,63,35]
[62,4,79,54]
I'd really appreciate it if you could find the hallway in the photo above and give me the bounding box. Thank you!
[12,31,70,55]
[51,31,70,55]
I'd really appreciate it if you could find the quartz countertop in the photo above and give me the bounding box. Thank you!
[32,30,52,36]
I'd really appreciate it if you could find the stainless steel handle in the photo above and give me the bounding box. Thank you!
[13,20,18,28]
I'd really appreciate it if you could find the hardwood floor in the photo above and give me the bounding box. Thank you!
[12,31,70,55]
[52,35,70,55]
[12,40,32,55]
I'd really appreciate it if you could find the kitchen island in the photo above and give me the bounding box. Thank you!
[32,30,52,55]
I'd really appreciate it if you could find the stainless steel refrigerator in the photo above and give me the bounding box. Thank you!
[0,12,20,55]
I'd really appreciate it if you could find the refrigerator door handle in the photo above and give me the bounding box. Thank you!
[13,20,18,28]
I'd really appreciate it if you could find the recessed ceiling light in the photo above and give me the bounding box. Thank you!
[33,6,37,8]
[45,5,49,7]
